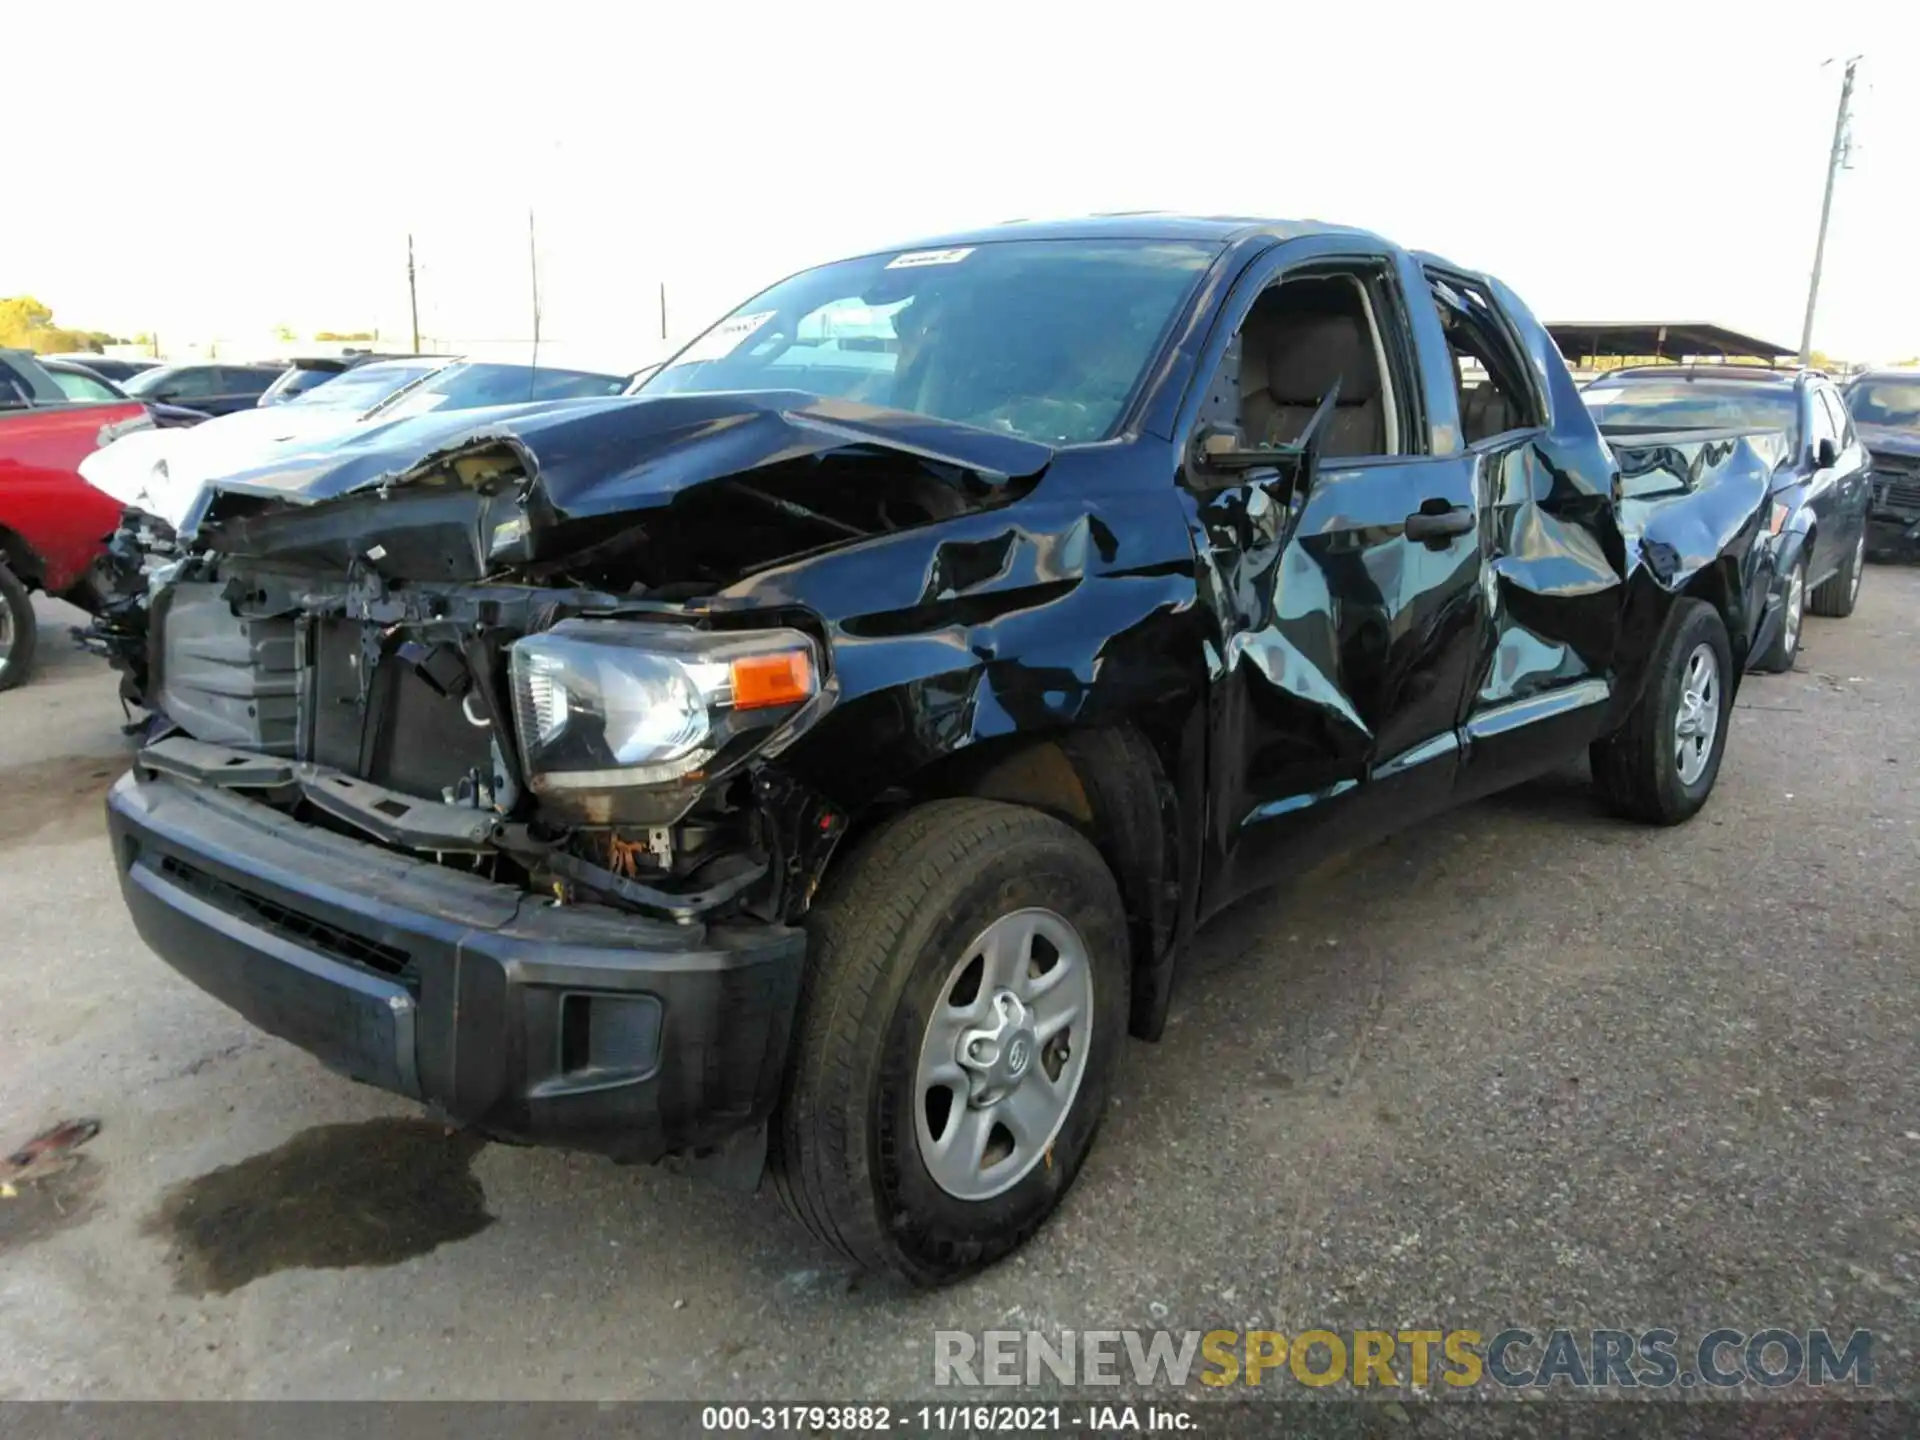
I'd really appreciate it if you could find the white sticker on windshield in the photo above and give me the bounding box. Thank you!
[1582,388,1625,405]
[885,247,974,269]
[676,310,778,364]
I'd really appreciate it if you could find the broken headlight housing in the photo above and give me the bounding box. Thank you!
[507,619,824,821]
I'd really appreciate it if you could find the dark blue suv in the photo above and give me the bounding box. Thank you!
[1583,365,1870,670]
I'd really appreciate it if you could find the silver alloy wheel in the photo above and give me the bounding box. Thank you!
[1849,532,1864,602]
[0,601,13,680]
[913,907,1094,1201]
[1782,565,1804,657]
[1673,641,1721,786]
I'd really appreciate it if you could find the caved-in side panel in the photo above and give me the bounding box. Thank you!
[1186,454,1484,916]
[1482,278,1772,725]
[1436,272,1630,798]
[1610,430,1775,710]
[729,467,1209,830]
[1454,431,1624,799]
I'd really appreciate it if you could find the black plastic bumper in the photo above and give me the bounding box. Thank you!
[107,770,806,1162]
[1868,512,1920,551]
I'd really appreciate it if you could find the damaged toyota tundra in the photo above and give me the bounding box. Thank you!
[105,217,1779,1283]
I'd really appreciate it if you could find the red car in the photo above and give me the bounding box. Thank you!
[0,348,147,690]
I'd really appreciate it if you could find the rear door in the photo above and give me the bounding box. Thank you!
[1803,384,1844,579]
[1177,238,1488,915]
[1435,271,1625,803]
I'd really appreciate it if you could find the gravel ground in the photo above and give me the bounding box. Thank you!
[1,569,1915,1405]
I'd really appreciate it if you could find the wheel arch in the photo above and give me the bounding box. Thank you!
[828,720,1194,1041]
[1678,559,1748,703]
[0,524,45,590]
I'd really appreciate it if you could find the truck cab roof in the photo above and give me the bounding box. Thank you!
[844,212,1406,268]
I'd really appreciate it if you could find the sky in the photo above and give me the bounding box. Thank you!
[7,0,1917,364]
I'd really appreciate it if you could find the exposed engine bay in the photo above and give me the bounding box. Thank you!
[106,393,1051,927]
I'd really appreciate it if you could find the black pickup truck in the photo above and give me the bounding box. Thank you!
[107,216,1776,1284]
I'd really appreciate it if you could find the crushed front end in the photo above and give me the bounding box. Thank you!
[1868,446,1920,553]
[106,394,1041,1168]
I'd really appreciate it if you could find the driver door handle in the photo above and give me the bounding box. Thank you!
[1404,503,1475,546]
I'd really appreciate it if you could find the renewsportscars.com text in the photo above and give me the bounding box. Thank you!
[934,1327,1874,1390]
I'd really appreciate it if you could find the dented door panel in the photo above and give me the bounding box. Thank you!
[1168,235,1487,918]
[1184,453,1484,916]
[1451,430,1626,801]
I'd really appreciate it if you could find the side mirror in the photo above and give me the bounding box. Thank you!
[1190,423,1284,472]
[1815,437,1838,469]
[1189,382,1344,486]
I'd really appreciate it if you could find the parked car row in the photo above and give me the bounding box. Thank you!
[0,346,636,691]
[0,348,143,689]
[37,357,215,429]
[32,350,444,417]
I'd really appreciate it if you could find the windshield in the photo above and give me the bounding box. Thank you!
[370,362,628,420]
[259,365,346,405]
[636,239,1218,444]
[287,361,441,412]
[1582,378,1800,445]
[1846,379,1920,429]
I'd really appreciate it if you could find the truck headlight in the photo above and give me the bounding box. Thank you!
[507,620,822,800]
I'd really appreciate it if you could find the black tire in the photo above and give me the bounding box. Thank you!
[1809,527,1865,618]
[769,798,1129,1284]
[0,561,37,694]
[1753,556,1804,673]
[1590,598,1732,826]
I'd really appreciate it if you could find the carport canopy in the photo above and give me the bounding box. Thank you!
[1547,322,1796,364]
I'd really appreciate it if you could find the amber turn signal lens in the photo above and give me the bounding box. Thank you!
[1769,503,1790,536]
[730,651,815,710]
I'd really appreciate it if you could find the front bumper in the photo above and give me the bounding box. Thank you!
[1868,511,1920,552]
[107,769,805,1162]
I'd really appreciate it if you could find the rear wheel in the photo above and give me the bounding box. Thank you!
[769,798,1128,1284]
[1754,557,1805,673]
[1590,599,1732,825]
[1809,529,1864,618]
[0,562,37,693]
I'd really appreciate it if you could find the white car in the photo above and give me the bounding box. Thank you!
[81,357,632,529]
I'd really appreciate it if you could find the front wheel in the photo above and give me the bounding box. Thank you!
[0,562,37,693]
[769,798,1129,1284]
[1590,598,1732,825]
[1809,528,1865,618]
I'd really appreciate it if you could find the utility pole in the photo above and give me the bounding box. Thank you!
[659,281,667,342]
[528,209,543,377]
[407,234,421,353]
[1798,56,1860,367]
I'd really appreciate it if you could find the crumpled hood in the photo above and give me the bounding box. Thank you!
[184,391,1056,535]
[79,401,380,528]
[1858,422,1920,458]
